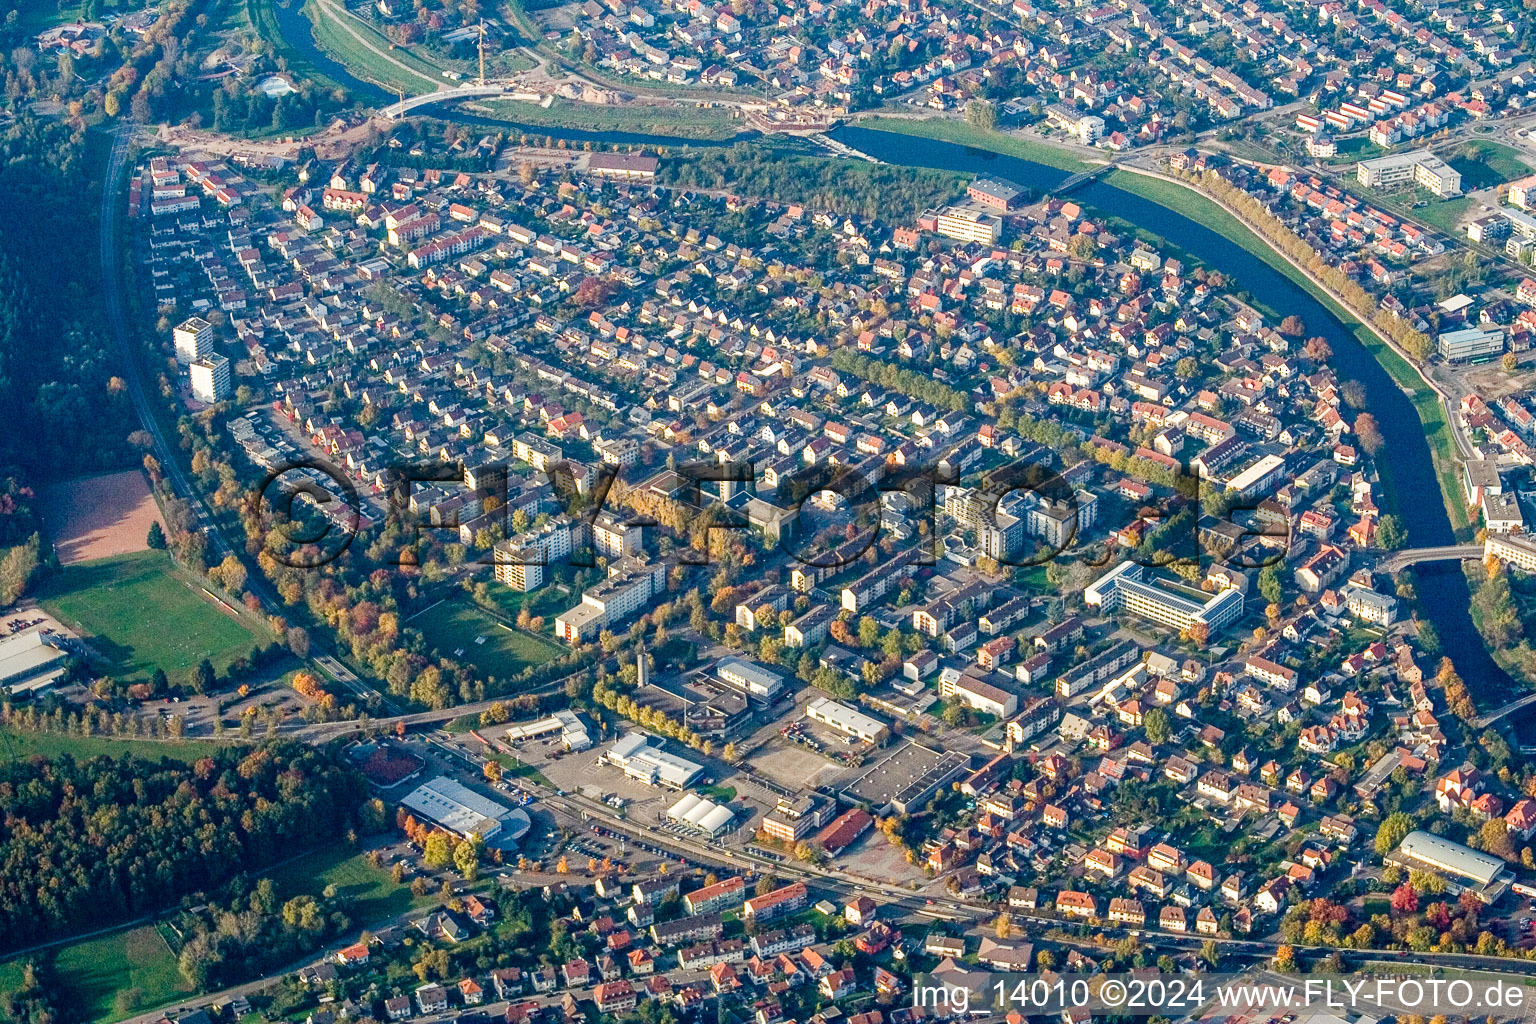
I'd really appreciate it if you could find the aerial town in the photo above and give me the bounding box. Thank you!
[11,0,1536,1021]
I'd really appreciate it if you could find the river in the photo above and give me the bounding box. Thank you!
[825,125,1527,722]
[260,0,1524,723]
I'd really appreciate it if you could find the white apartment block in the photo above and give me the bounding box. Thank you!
[174,316,214,364]
[189,354,232,403]
[556,558,667,644]
[1356,151,1462,197]
[933,206,1002,244]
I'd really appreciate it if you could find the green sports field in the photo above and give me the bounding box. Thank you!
[38,550,263,688]
[410,598,562,681]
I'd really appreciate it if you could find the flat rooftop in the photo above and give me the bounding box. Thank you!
[401,775,511,838]
[841,741,969,809]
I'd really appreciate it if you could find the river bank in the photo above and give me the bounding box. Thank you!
[264,0,758,145]
[841,115,1471,539]
[850,114,1100,173]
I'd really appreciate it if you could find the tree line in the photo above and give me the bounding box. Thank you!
[829,347,972,413]
[1178,167,1435,361]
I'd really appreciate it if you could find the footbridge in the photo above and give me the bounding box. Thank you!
[1052,162,1115,195]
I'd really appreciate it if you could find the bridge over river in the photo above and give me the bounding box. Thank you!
[379,84,532,119]
[1377,543,1484,572]
[1051,162,1115,194]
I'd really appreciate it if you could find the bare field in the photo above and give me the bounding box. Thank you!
[837,830,930,888]
[40,470,164,565]
[1450,362,1536,403]
[749,736,861,792]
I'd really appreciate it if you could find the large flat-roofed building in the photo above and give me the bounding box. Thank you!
[1356,150,1462,197]
[173,316,214,363]
[933,205,1002,244]
[1019,490,1098,548]
[840,741,971,815]
[1045,105,1105,143]
[401,776,525,842]
[1438,326,1504,362]
[760,792,830,843]
[1084,560,1245,634]
[593,509,642,559]
[807,696,890,743]
[585,153,660,181]
[189,354,232,404]
[0,631,69,694]
[1387,830,1511,902]
[556,558,667,644]
[493,517,580,593]
[512,432,563,472]
[1224,453,1287,497]
[1464,458,1502,507]
[714,657,787,702]
[1487,533,1536,572]
[967,177,1022,211]
[604,731,704,789]
[977,510,1025,561]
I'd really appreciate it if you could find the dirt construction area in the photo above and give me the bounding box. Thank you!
[40,470,165,565]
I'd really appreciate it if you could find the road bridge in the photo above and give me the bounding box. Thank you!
[379,84,526,119]
[1474,690,1536,728]
[1378,543,1484,572]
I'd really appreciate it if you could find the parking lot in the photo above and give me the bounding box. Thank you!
[783,715,876,765]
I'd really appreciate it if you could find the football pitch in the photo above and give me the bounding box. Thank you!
[38,550,263,688]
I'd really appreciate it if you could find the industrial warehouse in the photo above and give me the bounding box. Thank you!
[400,775,530,847]
[605,732,705,789]
[1387,831,1512,903]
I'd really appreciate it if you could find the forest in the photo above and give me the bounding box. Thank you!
[0,740,368,949]
[0,117,136,545]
